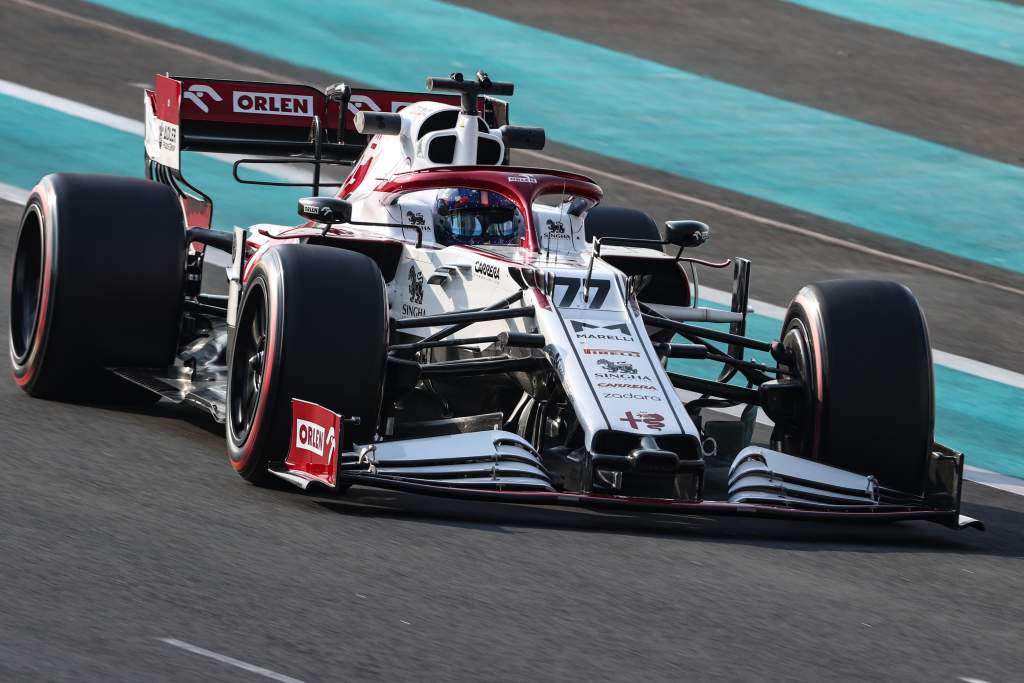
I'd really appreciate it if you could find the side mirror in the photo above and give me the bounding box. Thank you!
[665,220,710,248]
[499,125,545,150]
[354,111,402,136]
[298,196,352,224]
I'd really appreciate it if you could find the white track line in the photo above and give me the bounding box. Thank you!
[159,638,306,683]
[696,284,1024,389]
[11,0,294,82]
[963,466,1024,497]
[10,0,1023,298]
[2,77,1023,390]
[0,79,141,134]
[0,79,310,183]
[0,182,29,205]
[2,78,1023,495]
[518,154,1024,300]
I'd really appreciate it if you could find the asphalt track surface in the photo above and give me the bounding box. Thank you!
[0,1,1022,681]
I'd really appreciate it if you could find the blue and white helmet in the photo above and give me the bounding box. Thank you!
[433,188,520,246]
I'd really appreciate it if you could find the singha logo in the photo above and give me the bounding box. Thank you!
[408,265,424,304]
[546,219,565,234]
[406,211,426,226]
[597,359,637,374]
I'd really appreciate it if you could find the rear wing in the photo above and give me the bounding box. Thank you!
[143,75,509,225]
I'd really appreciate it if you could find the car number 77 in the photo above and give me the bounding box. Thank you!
[553,276,610,309]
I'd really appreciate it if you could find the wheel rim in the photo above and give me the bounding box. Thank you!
[229,283,268,441]
[778,319,815,456]
[10,209,44,364]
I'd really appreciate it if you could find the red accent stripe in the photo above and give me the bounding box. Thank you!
[14,184,54,388]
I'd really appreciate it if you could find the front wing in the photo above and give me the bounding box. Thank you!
[274,400,983,531]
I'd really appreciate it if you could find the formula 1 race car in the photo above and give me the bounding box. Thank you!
[8,71,982,530]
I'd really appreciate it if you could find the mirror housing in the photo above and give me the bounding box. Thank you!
[354,111,402,136]
[499,125,545,150]
[298,196,353,224]
[665,220,710,248]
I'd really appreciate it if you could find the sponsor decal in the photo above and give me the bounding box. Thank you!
[597,383,658,390]
[508,175,537,184]
[183,84,222,113]
[553,276,610,309]
[603,392,662,402]
[347,94,416,116]
[299,202,334,221]
[548,348,566,377]
[408,264,424,304]
[158,121,178,152]
[294,418,338,464]
[406,210,426,226]
[287,399,343,487]
[570,320,632,341]
[233,91,313,117]
[594,372,653,381]
[582,348,641,357]
[543,219,570,240]
[619,411,666,431]
[595,359,638,374]
[571,320,631,336]
[401,304,426,317]
[473,261,500,280]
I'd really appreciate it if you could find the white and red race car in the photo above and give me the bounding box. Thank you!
[8,71,981,529]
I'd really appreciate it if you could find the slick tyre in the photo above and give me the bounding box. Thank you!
[778,280,933,494]
[226,245,388,485]
[9,174,186,402]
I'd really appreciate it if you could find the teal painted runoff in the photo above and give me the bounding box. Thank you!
[0,94,305,229]
[1,84,1021,479]
[86,0,1024,272]
[670,303,1024,479]
[787,0,1024,67]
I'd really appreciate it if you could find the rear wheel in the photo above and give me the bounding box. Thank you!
[226,245,389,485]
[776,280,933,494]
[9,174,186,401]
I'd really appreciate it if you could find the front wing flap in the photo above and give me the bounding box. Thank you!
[272,399,982,530]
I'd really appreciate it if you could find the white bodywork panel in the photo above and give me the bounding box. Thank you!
[242,98,700,453]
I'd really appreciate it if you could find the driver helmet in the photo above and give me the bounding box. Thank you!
[433,188,521,246]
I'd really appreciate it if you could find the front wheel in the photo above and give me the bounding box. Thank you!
[225,245,389,485]
[775,280,934,494]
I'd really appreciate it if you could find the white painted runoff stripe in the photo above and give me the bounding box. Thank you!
[685,386,1024,497]
[159,638,306,683]
[0,76,1021,389]
[0,78,1020,391]
[698,284,1024,390]
[963,465,1024,498]
[3,77,1023,495]
[11,0,295,83]
[0,79,143,135]
[0,79,310,183]
[0,181,29,205]
[4,188,1024,498]
[518,150,1024,299]
[6,0,1022,298]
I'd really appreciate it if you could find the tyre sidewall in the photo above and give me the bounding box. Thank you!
[8,174,186,400]
[226,254,284,479]
[782,280,934,493]
[9,187,57,393]
[226,245,388,484]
